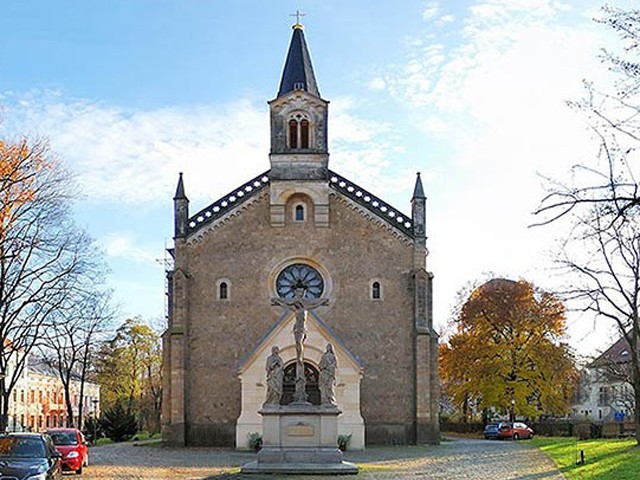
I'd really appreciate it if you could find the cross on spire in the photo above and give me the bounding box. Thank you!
[290,9,305,29]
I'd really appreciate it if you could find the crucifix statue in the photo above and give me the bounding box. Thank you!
[271,279,328,403]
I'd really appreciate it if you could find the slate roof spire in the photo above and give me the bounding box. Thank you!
[412,172,426,200]
[277,23,321,98]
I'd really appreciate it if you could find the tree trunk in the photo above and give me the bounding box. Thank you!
[0,390,8,433]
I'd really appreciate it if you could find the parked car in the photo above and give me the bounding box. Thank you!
[45,428,89,475]
[0,432,62,479]
[484,421,534,440]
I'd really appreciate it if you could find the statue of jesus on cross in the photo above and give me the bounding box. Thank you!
[271,280,328,403]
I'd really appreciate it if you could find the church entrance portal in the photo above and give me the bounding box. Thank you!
[281,362,319,405]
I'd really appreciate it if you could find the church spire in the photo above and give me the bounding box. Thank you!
[277,22,320,98]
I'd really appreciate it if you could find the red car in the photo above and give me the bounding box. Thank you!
[484,421,534,440]
[46,428,89,474]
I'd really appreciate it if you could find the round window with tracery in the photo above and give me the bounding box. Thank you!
[276,263,324,299]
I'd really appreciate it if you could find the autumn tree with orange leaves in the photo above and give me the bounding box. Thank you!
[440,279,578,422]
[0,137,103,431]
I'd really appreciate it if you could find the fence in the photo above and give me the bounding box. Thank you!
[441,419,636,439]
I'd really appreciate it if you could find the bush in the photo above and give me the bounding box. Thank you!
[337,433,351,451]
[248,432,262,451]
[100,403,138,442]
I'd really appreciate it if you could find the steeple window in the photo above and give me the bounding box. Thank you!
[300,120,309,148]
[289,120,298,149]
[288,114,311,150]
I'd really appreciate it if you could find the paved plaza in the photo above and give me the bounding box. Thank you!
[80,437,565,480]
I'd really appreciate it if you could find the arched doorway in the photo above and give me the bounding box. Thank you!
[281,362,320,405]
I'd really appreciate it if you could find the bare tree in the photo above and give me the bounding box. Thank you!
[40,289,115,429]
[0,137,98,431]
[533,6,640,444]
[534,6,639,228]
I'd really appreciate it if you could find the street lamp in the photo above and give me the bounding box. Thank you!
[91,399,99,445]
[510,399,516,423]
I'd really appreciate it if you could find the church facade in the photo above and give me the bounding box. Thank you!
[161,23,439,448]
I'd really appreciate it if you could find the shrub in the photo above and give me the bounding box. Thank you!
[337,433,351,451]
[248,432,262,451]
[100,403,138,442]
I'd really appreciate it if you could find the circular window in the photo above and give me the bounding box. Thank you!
[276,263,324,299]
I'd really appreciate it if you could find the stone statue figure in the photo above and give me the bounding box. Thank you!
[319,343,337,406]
[271,280,328,403]
[264,346,284,407]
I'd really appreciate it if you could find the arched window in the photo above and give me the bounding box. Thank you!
[371,281,381,300]
[216,279,231,301]
[288,115,311,150]
[295,204,305,221]
[289,120,298,149]
[282,362,320,405]
[300,119,309,148]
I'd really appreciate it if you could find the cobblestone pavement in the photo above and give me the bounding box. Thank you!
[79,438,564,480]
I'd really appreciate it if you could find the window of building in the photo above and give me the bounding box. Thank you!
[288,115,311,150]
[370,280,382,300]
[300,119,309,148]
[38,391,42,402]
[295,204,305,222]
[20,390,24,403]
[30,390,34,402]
[12,391,16,402]
[216,279,231,301]
[289,120,298,149]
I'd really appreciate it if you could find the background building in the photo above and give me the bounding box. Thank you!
[7,356,99,432]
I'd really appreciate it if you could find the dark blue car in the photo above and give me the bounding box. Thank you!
[0,433,62,480]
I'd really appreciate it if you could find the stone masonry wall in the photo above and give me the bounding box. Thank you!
[181,188,417,445]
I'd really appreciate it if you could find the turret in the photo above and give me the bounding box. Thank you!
[174,173,189,239]
[411,172,426,242]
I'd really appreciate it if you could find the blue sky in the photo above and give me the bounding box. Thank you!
[0,0,633,355]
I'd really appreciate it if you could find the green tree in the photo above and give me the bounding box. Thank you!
[96,318,162,433]
[440,279,578,420]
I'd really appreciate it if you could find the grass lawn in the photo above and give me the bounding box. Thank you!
[532,437,640,480]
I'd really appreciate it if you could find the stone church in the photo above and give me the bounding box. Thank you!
[161,22,439,449]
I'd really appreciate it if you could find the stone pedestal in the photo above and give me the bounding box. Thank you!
[241,404,358,474]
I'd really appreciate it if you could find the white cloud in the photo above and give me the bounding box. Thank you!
[0,90,410,209]
[380,0,619,354]
[103,233,158,265]
[422,3,440,20]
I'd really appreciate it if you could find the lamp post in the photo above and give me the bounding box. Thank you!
[91,399,99,445]
[510,399,516,423]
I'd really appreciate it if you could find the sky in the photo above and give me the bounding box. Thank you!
[0,0,634,356]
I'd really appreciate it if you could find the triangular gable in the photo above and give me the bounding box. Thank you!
[237,310,362,376]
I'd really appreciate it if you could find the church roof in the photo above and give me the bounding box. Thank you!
[186,170,413,238]
[277,25,320,98]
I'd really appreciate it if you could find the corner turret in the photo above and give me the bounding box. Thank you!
[174,173,189,239]
[411,172,426,241]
